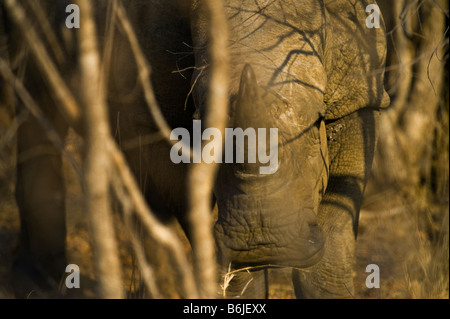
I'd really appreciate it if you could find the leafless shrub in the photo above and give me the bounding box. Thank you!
[371,0,449,201]
[1,0,230,298]
[364,0,449,299]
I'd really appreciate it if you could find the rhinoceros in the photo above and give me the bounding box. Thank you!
[0,0,389,298]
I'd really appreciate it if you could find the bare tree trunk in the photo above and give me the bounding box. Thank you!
[77,0,123,299]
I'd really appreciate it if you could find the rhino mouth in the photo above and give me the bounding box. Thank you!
[214,193,325,269]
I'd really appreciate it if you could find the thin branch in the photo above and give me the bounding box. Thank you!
[27,0,66,65]
[187,0,230,298]
[107,139,199,298]
[76,0,123,299]
[3,0,80,126]
[100,0,118,94]
[110,173,161,299]
[184,65,205,110]
[0,57,82,178]
[114,1,173,144]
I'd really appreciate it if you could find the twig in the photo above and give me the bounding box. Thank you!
[100,0,118,93]
[184,66,205,110]
[0,57,82,178]
[110,173,161,298]
[114,1,173,144]
[26,0,65,65]
[107,139,199,298]
[3,0,80,126]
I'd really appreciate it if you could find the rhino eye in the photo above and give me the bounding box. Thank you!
[317,118,327,142]
[315,115,325,128]
[311,117,325,141]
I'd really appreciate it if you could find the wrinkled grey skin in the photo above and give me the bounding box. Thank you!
[1,0,389,298]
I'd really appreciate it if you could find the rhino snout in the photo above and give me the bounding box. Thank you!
[214,194,325,269]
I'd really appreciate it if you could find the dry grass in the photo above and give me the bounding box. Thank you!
[357,199,448,299]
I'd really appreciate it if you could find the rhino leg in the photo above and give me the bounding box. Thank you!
[292,109,379,298]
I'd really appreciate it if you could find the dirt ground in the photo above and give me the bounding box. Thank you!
[0,129,448,299]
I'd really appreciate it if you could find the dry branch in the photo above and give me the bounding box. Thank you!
[107,139,199,298]
[100,0,118,94]
[187,0,230,298]
[76,0,124,299]
[3,0,80,126]
[2,59,198,296]
[3,0,218,298]
[115,2,173,144]
[27,0,66,65]
[0,57,82,176]
[110,173,161,298]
